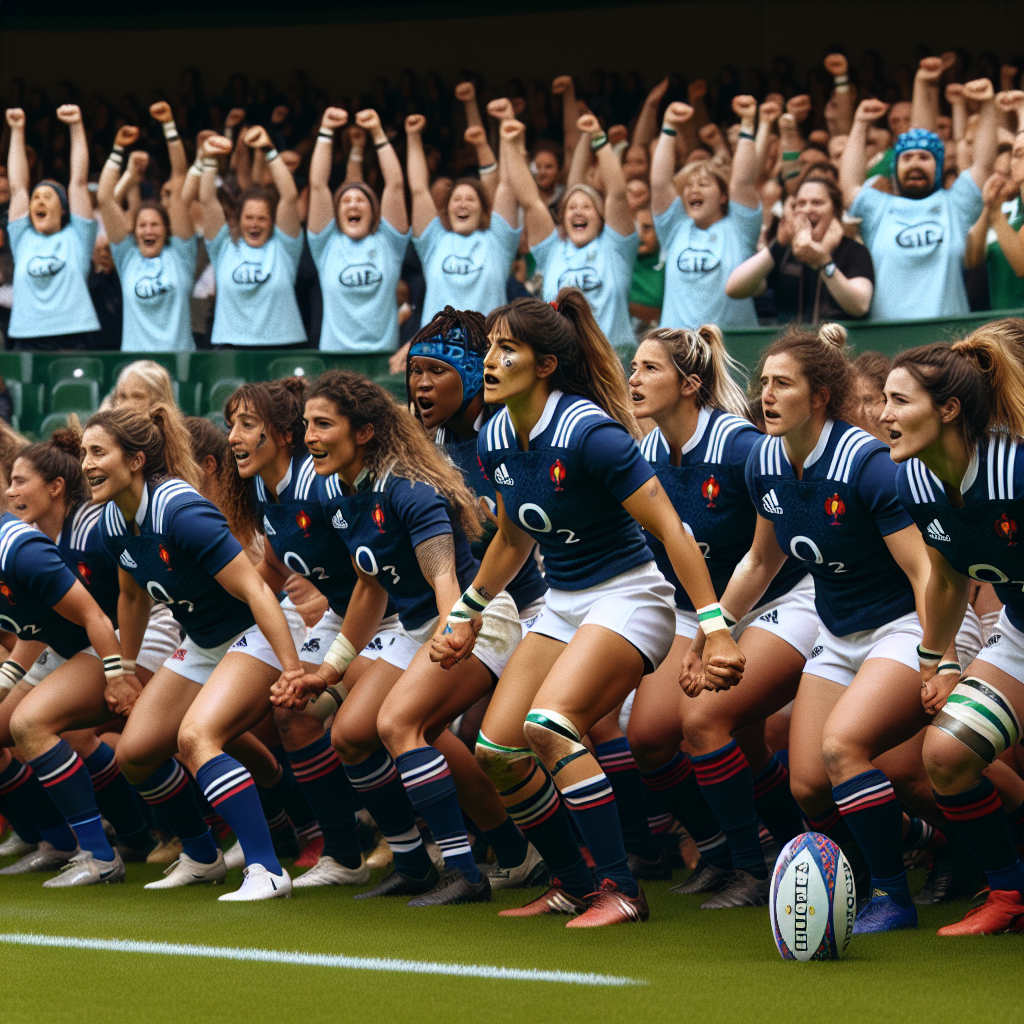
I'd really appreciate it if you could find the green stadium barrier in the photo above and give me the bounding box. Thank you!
[6,308,1020,438]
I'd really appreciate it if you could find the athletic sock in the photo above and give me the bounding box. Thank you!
[902,813,943,851]
[29,740,113,860]
[268,745,319,840]
[595,737,661,861]
[0,758,76,850]
[501,761,593,896]
[84,743,150,849]
[344,748,433,879]
[1006,801,1024,847]
[196,754,281,875]
[395,746,480,883]
[479,815,529,869]
[135,759,219,864]
[834,769,910,907]
[640,752,731,869]
[692,740,767,879]
[934,779,1024,895]
[752,754,804,845]
[559,756,637,897]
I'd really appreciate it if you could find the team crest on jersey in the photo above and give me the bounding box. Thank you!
[994,513,1017,547]
[824,493,845,526]
[549,459,567,491]
[77,561,92,586]
[0,581,14,604]
[332,509,348,530]
[701,475,720,508]
[120,550,138,569]
[372,503,386,533]
[295,509,312,538]
[158,544,173,570]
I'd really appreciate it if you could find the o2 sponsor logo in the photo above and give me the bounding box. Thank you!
[339,263,382,288]
[895,221,943,250]
[232,261,270,285]
[441,254,481,276]
[27,254,65,278]
[676,247,720,274]
[135,275,171,299]
[557,267,601,292]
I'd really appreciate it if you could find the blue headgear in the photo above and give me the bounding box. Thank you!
[409,322,484,413]
[893,129,944,195]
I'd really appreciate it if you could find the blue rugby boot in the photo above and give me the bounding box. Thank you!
[852,890,918,933]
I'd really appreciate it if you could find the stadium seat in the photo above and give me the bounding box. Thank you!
[46,357,106,389]
[50,379,100,413]
[37,411,93,438]
[266,355,326,380]
[205,377,245,415]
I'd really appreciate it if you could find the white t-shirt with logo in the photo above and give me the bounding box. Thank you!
[850,171,983,320]
[654,197,761,330]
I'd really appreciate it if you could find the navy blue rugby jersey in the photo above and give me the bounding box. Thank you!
[640,409,808,612]
[436,426,547,611]
[477,390,655,591]
[57,502,120,624]
[254,454,358,613]
[897,431,1023,632]
[320,467,478,631]
[0,512,91,657]
[100,479,255,648]
[745,420,915,636]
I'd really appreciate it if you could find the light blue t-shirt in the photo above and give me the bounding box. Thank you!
[413,214,520,321]
[307,218,410,353]
[207,225,306,347]
[7,214,100,338]
[655,197,762,329]
[110,234,198,352]
[850,171,983,320]
[532,225,639,349]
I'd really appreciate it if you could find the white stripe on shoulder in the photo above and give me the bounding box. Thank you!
[758,435,783,476]
[826,426,874,484]
[552,399,608,448]
[484,408,513,452]
[704,414,749,465]
[325,474,341,500]
[69,503,104,551]
[295,456,318,501]
[986,431,1019,501]
[640,428,668,463]
[0,521,37,571]
[151,480,202,534]
[104,501,126,537]
[254,476,267,503]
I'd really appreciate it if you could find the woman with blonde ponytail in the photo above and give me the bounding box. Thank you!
[625,324,820,907]
[429,288,745,927]
[882,318,1024,936]
[83,403,305,901]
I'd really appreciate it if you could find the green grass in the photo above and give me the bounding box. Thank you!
[0,856,1019,1024]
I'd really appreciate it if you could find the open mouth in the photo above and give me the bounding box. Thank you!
[308,448,328,461]
[11,502,27,513]
[887,428,902,442]
[87,474,108,490]
[483,373,501,387]
[763,409,781,421]
[416,397,435,414]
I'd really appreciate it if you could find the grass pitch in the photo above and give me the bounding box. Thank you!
[0,855,1019,1024]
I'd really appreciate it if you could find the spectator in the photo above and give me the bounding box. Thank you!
[88,231,123,349]
[628,206,663,337]
[0,377,12,424]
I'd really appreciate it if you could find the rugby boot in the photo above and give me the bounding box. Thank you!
[218,863,292,901]
[484,843,549,890]
[146,835,183,865]
[353,864,440,899]
[913,846,985,905]
[0,831,36,858]
[294,833,324,869]
[0,840,78,875]
[407,869,491,906]
[42,849,125,887]
[852,891,918,933]
[144,850,227,889]
[627,850,673,880]
[565,878,649,928]
[365,834,394,870]
[498,878,591,917]
[937,889,1024,936]
[668,857,731,895]
[701,869,770,909]
[223,839,245,870]
[292,854,370,888]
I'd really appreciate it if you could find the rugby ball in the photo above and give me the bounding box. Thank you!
[770,832,856,961]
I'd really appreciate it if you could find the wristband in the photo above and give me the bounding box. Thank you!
[303,684,347,723]
[833,75,849,86]
[783,169,801,180]
[323,633,358,676]
[188,161,203,178]
[478,162,497,175]
[446,586,491,628]
[697,602,729,634]
[103,655,124,680]
[937,661,961,675]
[661,124,678,137]
[122,659,136,674]
[162,120,179,142]
[590,133,609,152]
[375,138,391,150]
[264,148,279,163]
[721,607,737,628]
[835,85,851,95]
[916,644,943,666]
[318,127,335,140]
[224,125,236,143]
[739,130,755,141]
[782,150,801,160]
[202,156,219,171]
[0,660,26,692]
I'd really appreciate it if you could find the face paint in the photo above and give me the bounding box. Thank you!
[502,355,514,368]
[256,433,267,450]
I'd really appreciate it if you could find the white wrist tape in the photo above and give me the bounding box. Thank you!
[162,120,179,141]
[122,659,136,674]
[264,148,279,163]
[0,660,27,692]
[102,655,124,680]
[697,602,729,634]
[721,607,737,628]
[478,162,497,175]
[917,644,943,666]
[202,156,218,171]
[446,586,491,628]
[318,127,335,139]
[323,633,358,676]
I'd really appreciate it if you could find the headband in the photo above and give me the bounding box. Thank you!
[893,129,944,194]
[33,179,70,217]
[409,322,484,413]
[336,181,381,229]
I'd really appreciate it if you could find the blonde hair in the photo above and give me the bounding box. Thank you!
[673,160,730,209]
[113,360,176,408]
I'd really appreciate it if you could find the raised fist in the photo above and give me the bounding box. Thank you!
[1001,65,1021,91]
[608,124,629,146]
[321,107,348,131]
[5,107,25,129]
[551,76,573,95]
[127,151,149,176]
[464,125,487,147]
[512,97,526,116]
[759,99,782,123]
[355,109,381,133]
[779,113,797,133]
[996,90,1024,113]
[576,113,601,134]
[455,81,476,103]
[243,125,272,149]
[225,107,246,129]
[733,94,758,120]
[115,125,139,148]
[855,98,889,124]
[824,53,848,77]
[963,78,995,103]
[916,56,947,83]
[647,77,670,105]
[56,104,82,125]
[945,83,965,104]
[688,79,707,103]
[664,102,695,127]
[271,105,290,125]
[149,101,173,123]
[487,98,515,121]
[204,135,233,157]
[982,171,1007,206]
[196,129,215,153]
[405,114,426,134]
[785,95,811,121]
[500,119,526,142]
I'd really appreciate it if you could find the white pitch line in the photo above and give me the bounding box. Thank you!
[0,933,645,987]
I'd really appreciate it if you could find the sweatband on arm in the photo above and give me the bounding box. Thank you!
[697,603,729,634]
[0,660,26,692]
[323,633,358,676]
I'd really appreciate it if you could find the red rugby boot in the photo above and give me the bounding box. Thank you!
[564,878,649,928]
[498,878,590,917]
[937,889,1024,936]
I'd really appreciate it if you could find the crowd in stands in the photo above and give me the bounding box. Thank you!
[0,50,1022,358]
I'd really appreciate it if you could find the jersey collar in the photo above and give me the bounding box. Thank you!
[960,446,980,493]
[529,390,563,442]
[680,407,712,456]
[274,459,294,497]
[802,419,835,469]
[135,483,150,529]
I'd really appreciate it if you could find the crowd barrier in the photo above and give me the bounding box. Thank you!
[3,307,1021,438]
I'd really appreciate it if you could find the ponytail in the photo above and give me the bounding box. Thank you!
[893,318,1024,446]
[485,288,640,438]
[17,415,90,510]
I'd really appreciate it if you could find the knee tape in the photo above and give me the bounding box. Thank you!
[523,709,588,777]
[932,677,1022,765]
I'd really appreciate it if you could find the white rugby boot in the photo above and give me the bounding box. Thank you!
[223,839,245,870]
[292,853,370,888]
[218,863,292,901]
[144,850,227,889]
[0,831,36,858]
[483,843,549,890]
[0,840,79,875]
[42,849,125,887]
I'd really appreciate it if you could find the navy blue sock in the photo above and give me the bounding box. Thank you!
[268,745,319,841]
[934,780,1024,895]
[640,752,731,869]
[344,748,433,879]
[84,743,150,849]
[834,769,910,907]
[135,759,219,864]
[595,737,661,861]
[197,754,281,874]
[692,740,767,879]
[752,754,804,846]
[501,761,592,896]
[30,740,113,860]
[480,815,528,869]
[902,814,939,851]
[560,757,637,897]
[1006,801,1024,847]
[395,746,479,882]
[286,735,360,868]
[0,757,76,850]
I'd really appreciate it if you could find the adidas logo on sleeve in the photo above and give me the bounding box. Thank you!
[926,518,951,542]
[762,489,783,515]
[493,463,514,487]
[332,509,348,530]
[119,550,138,569]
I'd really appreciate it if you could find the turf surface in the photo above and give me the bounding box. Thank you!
[0,855,1019,1024]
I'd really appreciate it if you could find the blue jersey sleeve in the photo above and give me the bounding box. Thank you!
[389,479,454,548]
[168,502,244,576]
[723,421,762,488]
[858,448,914,536]
[744,442,761,506]
[579,421,655,502]
[14,534,80,607]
